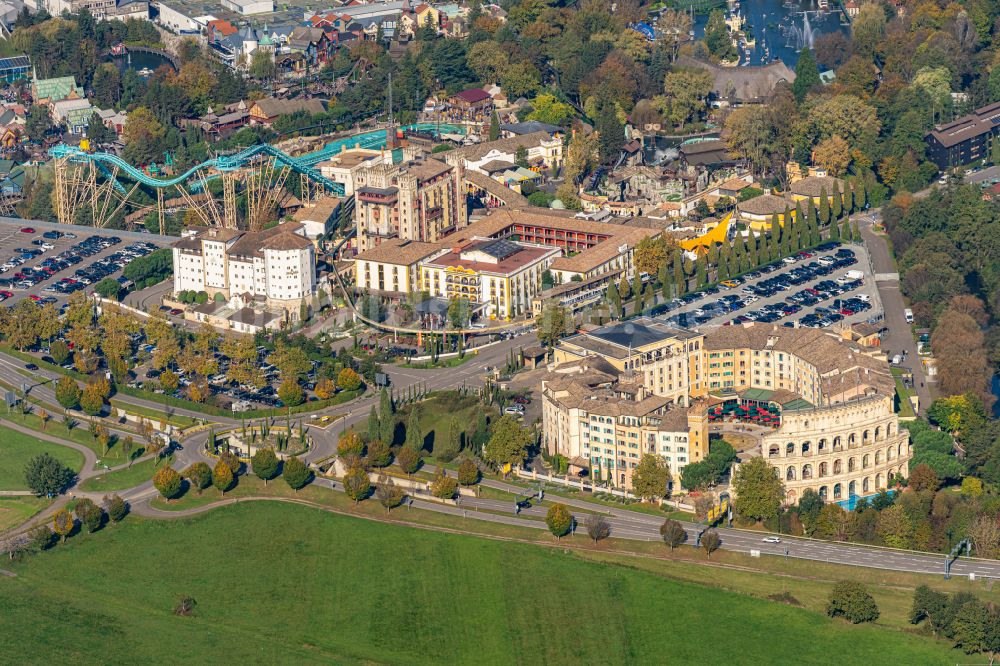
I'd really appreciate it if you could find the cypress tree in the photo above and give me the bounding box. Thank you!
[673,253,685,294]
[831,183,843,220]
[696,254,707,287]
[807,197,817,228]
[632,272,643,304]
[619,274,632,301]
[855,178,867,210]
[794,201,805,231]
[748,233,759,267]
[660,264,672,299]
[851,220,860,241]
[818,187,830,225]
[717,247,731,280]
[845,181,855,213]
[607,280,621,319]
[707,242,719,267]
[840,218,851,241]
[769,213,780,241]
[829,214,841,241]
[728,248,740,276]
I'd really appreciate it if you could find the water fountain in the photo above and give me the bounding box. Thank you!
[787,11,816,51]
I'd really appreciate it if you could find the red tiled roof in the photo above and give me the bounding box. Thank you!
[208,19,237,36]
[452,88,491,104]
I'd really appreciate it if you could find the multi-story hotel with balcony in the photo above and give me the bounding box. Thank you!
[544,320,911,504]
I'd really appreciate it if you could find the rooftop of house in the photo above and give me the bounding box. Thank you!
[450,131,558,162]
[927,100,1000,148]
[423,238,557,275]
[737,193,791,216]
[499,121,562,135]
[450,88,491,104]
[790,175,845,197]
[355,237,440,266]
[251,97,325,118]
[678,55,795,102]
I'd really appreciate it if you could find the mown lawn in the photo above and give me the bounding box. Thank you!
[0,502,960,664]
[0,425,84,490]
[0,497,51,531]
[78,455,173,493]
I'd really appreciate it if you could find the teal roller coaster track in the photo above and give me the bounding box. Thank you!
[48,142,346,197]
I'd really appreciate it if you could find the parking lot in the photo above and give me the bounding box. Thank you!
[652,242,882,330]
[0,220,165,309]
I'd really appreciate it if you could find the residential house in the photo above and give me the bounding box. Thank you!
[288,26,331,66]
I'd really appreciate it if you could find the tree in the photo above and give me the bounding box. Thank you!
[595,101,625,163]
[375,475,405,514]
[812,135,851,176]
[104,494,127,523]
[277,378,304,408]
[631,454,671,502]
[545,503,573,538]
[343,465,371,504]
[908,463,939,492]
[537,303,567,347]
[52,508,73,542]
[430,468,458,499]
[968,515,1000,559]
[25,105,52,142]
[483,415,532,471]
[827,580,880,623]
[701,529,721,558]
[962,477,984,497]
[28,525,54,552]
[396,445,421,474]
[585,514,611,544]
[338,430,364,459]
[153,466,182,500]
[952,601,1000,660]
[606,280,622,319]
[122,106,166,165]
[219,450,241,477]
[404,409,423,452]
[792,47,820,102]
[212,459,234,494]
[183,462,211,494]
[634,236,669,276]
[282,455,312,492]
[910,585,948,627]
[79,383,104,416]
[527,94,575,126]
[23,453,74,496]
[660,519,687,551]
[732,457,783,523]
[75,498,103,533]
[658,68,712,127]
[457,457,480,486]
[366,439,392,468]
[337,367,362,391]
[249,48,275,81]
[703,9,736,62]
[55,376,81,410]
[251,448,280,485]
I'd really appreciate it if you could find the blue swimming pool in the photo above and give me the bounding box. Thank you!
[836,489,897,511]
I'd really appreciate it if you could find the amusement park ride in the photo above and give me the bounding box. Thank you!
[48,141,346,234]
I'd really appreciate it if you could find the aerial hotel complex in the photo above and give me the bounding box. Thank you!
[543,320,912,503]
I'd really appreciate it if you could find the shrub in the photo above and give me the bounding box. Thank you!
[23,453,75,496]
[827,580,879,624]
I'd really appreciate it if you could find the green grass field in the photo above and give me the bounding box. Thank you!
[0,502,960,664]
[0,425,84,490]
[78,455,172,493]
[0,497,50,531]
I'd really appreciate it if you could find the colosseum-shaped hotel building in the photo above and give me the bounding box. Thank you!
[543,319,911,505]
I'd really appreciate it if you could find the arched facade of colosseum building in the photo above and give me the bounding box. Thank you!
[757,394,911,504]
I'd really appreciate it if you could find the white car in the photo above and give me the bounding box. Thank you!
[503,406,524,416]
[762,536,781,544]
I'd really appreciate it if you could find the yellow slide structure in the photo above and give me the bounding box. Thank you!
[680,211,733,253]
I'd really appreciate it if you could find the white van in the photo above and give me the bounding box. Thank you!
[904,308,914,324]
[891,355,902,365]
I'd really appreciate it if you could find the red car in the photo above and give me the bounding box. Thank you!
[0,290,11,298]
[19,227,34,233]
[28,294,41,301]
[170,308,183,316]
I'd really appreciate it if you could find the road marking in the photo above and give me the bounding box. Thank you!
[874,273,899,282]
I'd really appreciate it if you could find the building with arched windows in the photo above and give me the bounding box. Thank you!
[543,320,911,504]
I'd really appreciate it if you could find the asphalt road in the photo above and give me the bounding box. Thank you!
[855,213,932,412]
